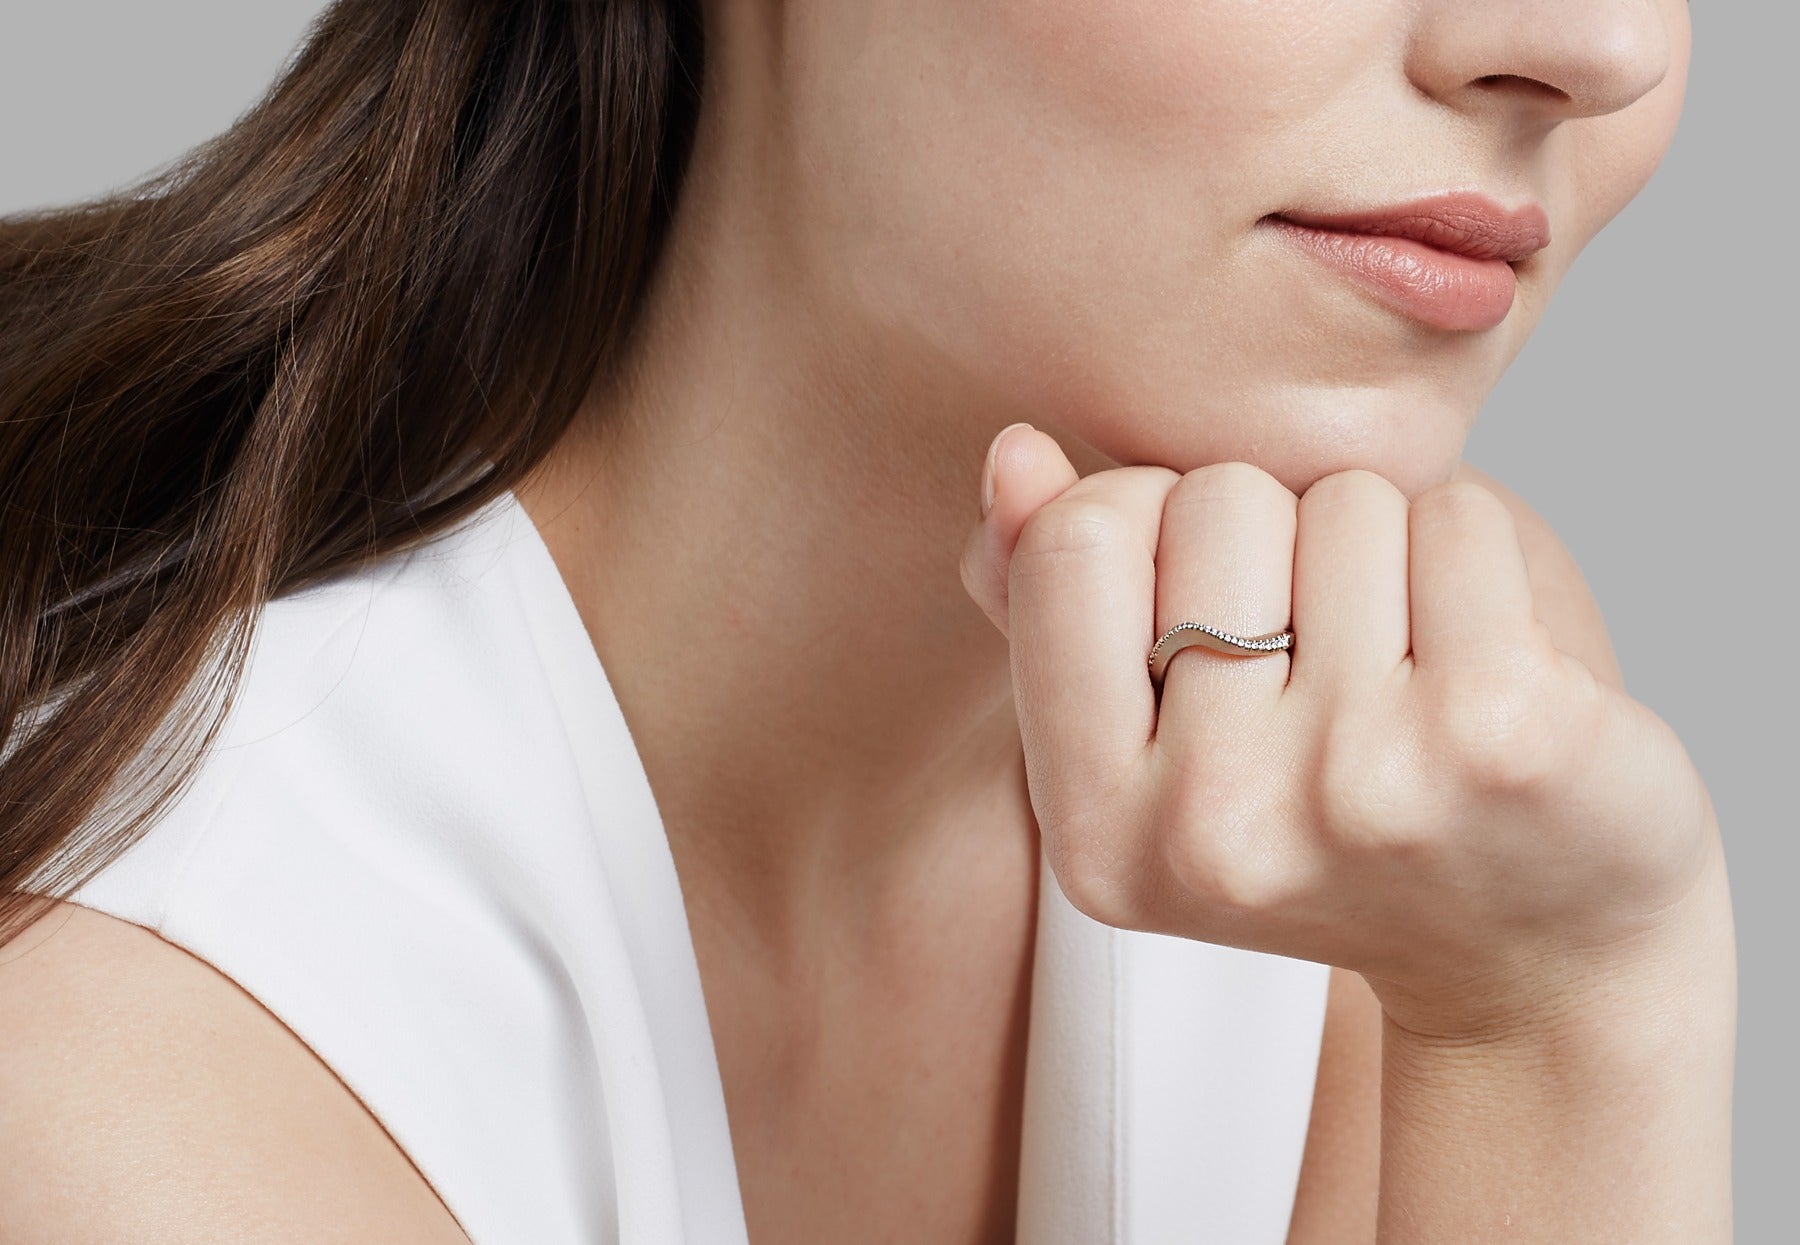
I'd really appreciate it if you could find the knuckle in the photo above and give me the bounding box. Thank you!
[1048,829,1143,929]
[1312,716,1436,853]
[1160,821,1279,916]
[1177,459,1298,508]
[1154,780,1281,915]
[1434,661,1567,795]
[1465,732,1562,798]
[1036,772,1153,928]
[1299,467,1407,515]
[1412,477,1511,533]
[1010,497,1135,579]
[1058,869,1133,930]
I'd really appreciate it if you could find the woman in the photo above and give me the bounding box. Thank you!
[0,0,1733,1241]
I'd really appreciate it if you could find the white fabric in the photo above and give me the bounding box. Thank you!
[67,488,1332,1244]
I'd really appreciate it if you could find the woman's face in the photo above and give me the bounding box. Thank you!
[766,0,1690,497]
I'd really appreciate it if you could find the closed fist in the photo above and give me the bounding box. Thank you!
[960,425,1724,1041]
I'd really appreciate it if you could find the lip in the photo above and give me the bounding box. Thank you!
[1260,192,1552,332]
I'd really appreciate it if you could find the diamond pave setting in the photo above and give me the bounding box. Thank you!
[1147,621,1295,687]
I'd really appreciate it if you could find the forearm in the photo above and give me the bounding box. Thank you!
[1374,853,1737,1243]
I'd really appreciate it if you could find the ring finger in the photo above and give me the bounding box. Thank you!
[1150,461,1298,749]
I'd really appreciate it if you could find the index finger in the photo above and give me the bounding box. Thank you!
[1006,463,1176,813]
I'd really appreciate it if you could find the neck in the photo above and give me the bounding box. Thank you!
[511,149,1110,936]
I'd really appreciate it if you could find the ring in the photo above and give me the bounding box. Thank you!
[1147,621,1295,688]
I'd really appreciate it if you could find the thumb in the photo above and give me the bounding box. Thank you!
[959,422,1081,638]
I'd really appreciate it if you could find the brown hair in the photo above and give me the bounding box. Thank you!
[0,0,704,948]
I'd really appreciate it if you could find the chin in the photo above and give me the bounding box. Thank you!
[1055,380,1478,503]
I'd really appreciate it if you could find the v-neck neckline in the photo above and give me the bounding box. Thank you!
[481,482,1331,1244]
[489,484,755,1243]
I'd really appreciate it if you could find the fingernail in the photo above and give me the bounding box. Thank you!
[982,422,1034,518]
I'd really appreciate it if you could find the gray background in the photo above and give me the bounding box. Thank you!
[3,2,1790,1233]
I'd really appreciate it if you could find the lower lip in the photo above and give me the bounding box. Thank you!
[1262,216,1521,333]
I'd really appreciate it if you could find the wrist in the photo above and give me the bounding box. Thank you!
[1375,982,1736,1244]
[1373,855,1737,1244]
[1373,821,1736,1054]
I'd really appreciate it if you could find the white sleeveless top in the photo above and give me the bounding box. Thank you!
[66,488,1330,1245]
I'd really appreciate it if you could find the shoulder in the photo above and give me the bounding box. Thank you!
[40,492,650,1243]
[0,900,471,1243]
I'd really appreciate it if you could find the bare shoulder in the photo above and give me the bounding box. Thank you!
[0,900,471,1244]
[1447,460,1626,692]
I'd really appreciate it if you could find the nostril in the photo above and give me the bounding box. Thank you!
[1472,72,1572,104]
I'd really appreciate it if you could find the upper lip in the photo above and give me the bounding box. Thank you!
[1268,192,1552,264]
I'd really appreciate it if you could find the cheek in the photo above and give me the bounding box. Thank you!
[798,0,1371,268]
[1563,1,1691,248]
[799,0,1374,381]
[784,0,1673,499]
[985,0,1341,125]
[981,0,1364,159]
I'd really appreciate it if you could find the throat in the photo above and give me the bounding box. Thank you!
[684,818,1042,1245]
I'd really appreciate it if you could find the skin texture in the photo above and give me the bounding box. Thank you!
[0,902,475,1243]
[0,468,1631,1242]
[511,3,1709,1235]
[0,468,1663,1244]
[4,0,1722,1241]
[963,427,1730,1240]
[1285,459,1628,1244]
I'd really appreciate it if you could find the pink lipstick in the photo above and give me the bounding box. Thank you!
[1261,192,1552,332]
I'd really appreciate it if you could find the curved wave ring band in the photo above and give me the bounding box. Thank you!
[1147,621,1295,688]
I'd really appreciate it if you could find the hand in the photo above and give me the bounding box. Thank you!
[959,425,1727,1041]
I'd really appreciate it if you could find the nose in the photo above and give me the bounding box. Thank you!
[1407,0,1672,124]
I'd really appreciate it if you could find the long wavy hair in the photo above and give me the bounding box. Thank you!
[0,0,704,949]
